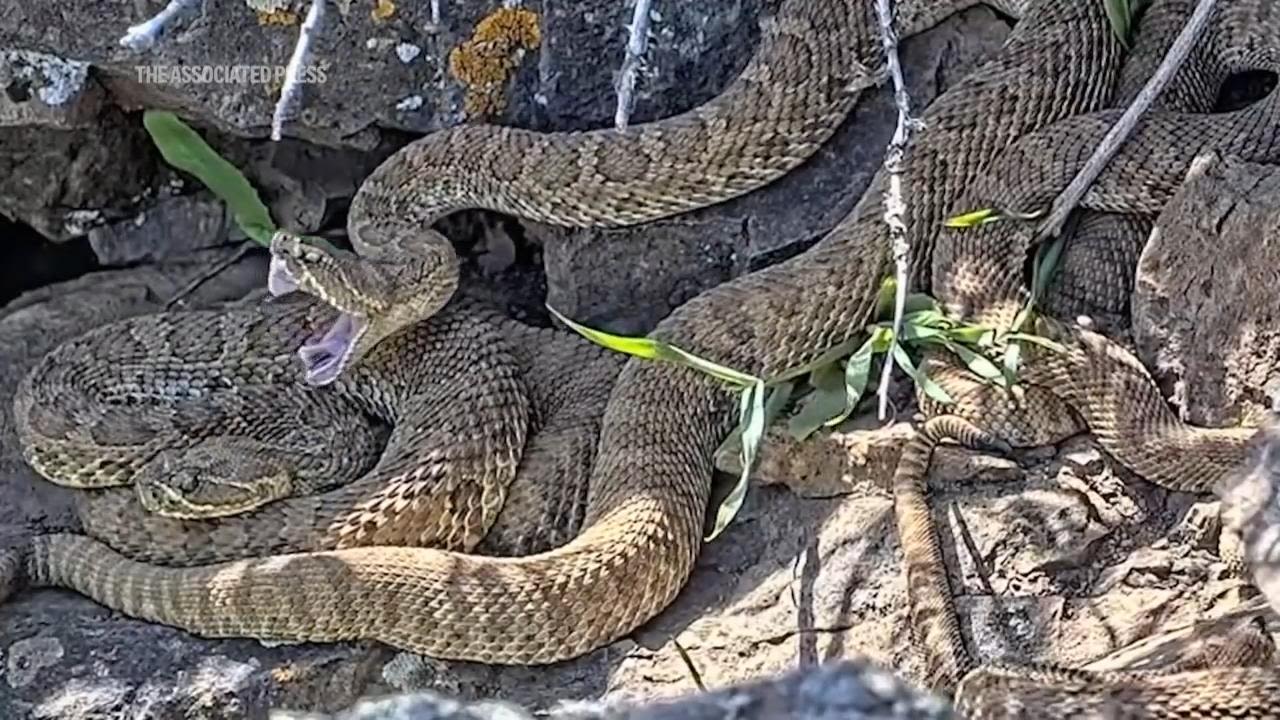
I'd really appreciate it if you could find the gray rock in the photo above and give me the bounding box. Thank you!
[1222,421,1280,629]
[0,50,101,128]
[273,661,952,720]
[2,589,388,720]
[717,422,916,498]
[0,0,757,245]
[1133,153,1280,427]
[0,0,762,262]
[0,53,160,241]
[88,194,230,265]
[0,1,763,149]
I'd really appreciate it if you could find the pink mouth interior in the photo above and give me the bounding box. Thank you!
[268,256,364,386]
[299,312,365,386]
[267,256,300,296]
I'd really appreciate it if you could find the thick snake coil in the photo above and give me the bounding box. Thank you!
[5,0,1280,714]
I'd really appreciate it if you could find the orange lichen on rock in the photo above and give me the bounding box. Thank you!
[256,9,300,25]
[447,7,541,118]
[269,664,300,684]
[371,0,396,22]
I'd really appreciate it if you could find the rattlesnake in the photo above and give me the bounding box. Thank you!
[17,297,393,519]
[4,0,1034,656]
[13,290,623,565]
[4,0,1280,714]
[896,0,1280,696]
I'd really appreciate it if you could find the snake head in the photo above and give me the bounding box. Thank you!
[133,440,295,519]
[268,229,458,385]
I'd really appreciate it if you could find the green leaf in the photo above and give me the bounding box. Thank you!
[900,309,950,329]
[815,361,847,394]
[1002,332,1068,354]
[788,387,846,440]
[707,379,767,541]
[788,333,882,440]
[143,110,277,245]
[869,326,895,354]
[1015,227,1068,333]
[722,380,795,453]
[942,339,1006,386]
[874,287,941,321]
[1010,305,1037,336]
[1001,339,1023,380]
[946,324,994,345]
[875,276,896,317]
[663,344,762,387]
[719,382,791,464]
[1105,0,1136,47]
[764,380,796,422]
[892,342,953,405]
[838,341,874,422]
[547,306,759,388]
[898,322,949,342]
[549,309,664,360]
[943,207,1003,228]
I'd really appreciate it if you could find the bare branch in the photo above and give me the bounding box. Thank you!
[614,0,654,130]
[271,0,327,142]
[872,0,919,422]
[119,0,200,52]
[1037,0,1217,239]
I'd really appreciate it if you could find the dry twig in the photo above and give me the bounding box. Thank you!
[271,0,327,141]
[119,0,200,51]
[614,0,654,129]
[871,0,920,421]
[1037,0,1218,239]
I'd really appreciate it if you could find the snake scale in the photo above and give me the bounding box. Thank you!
[4,0,1280,715]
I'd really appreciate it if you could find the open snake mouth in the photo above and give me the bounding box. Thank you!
[268,256,368,386]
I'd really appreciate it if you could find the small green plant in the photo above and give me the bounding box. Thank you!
[143,110,278,246]
[549,307,776,540]
[549,273,1064,540]
[942,207,1009,229]
[783,279,1064,441]
[1104,0,1145,48]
